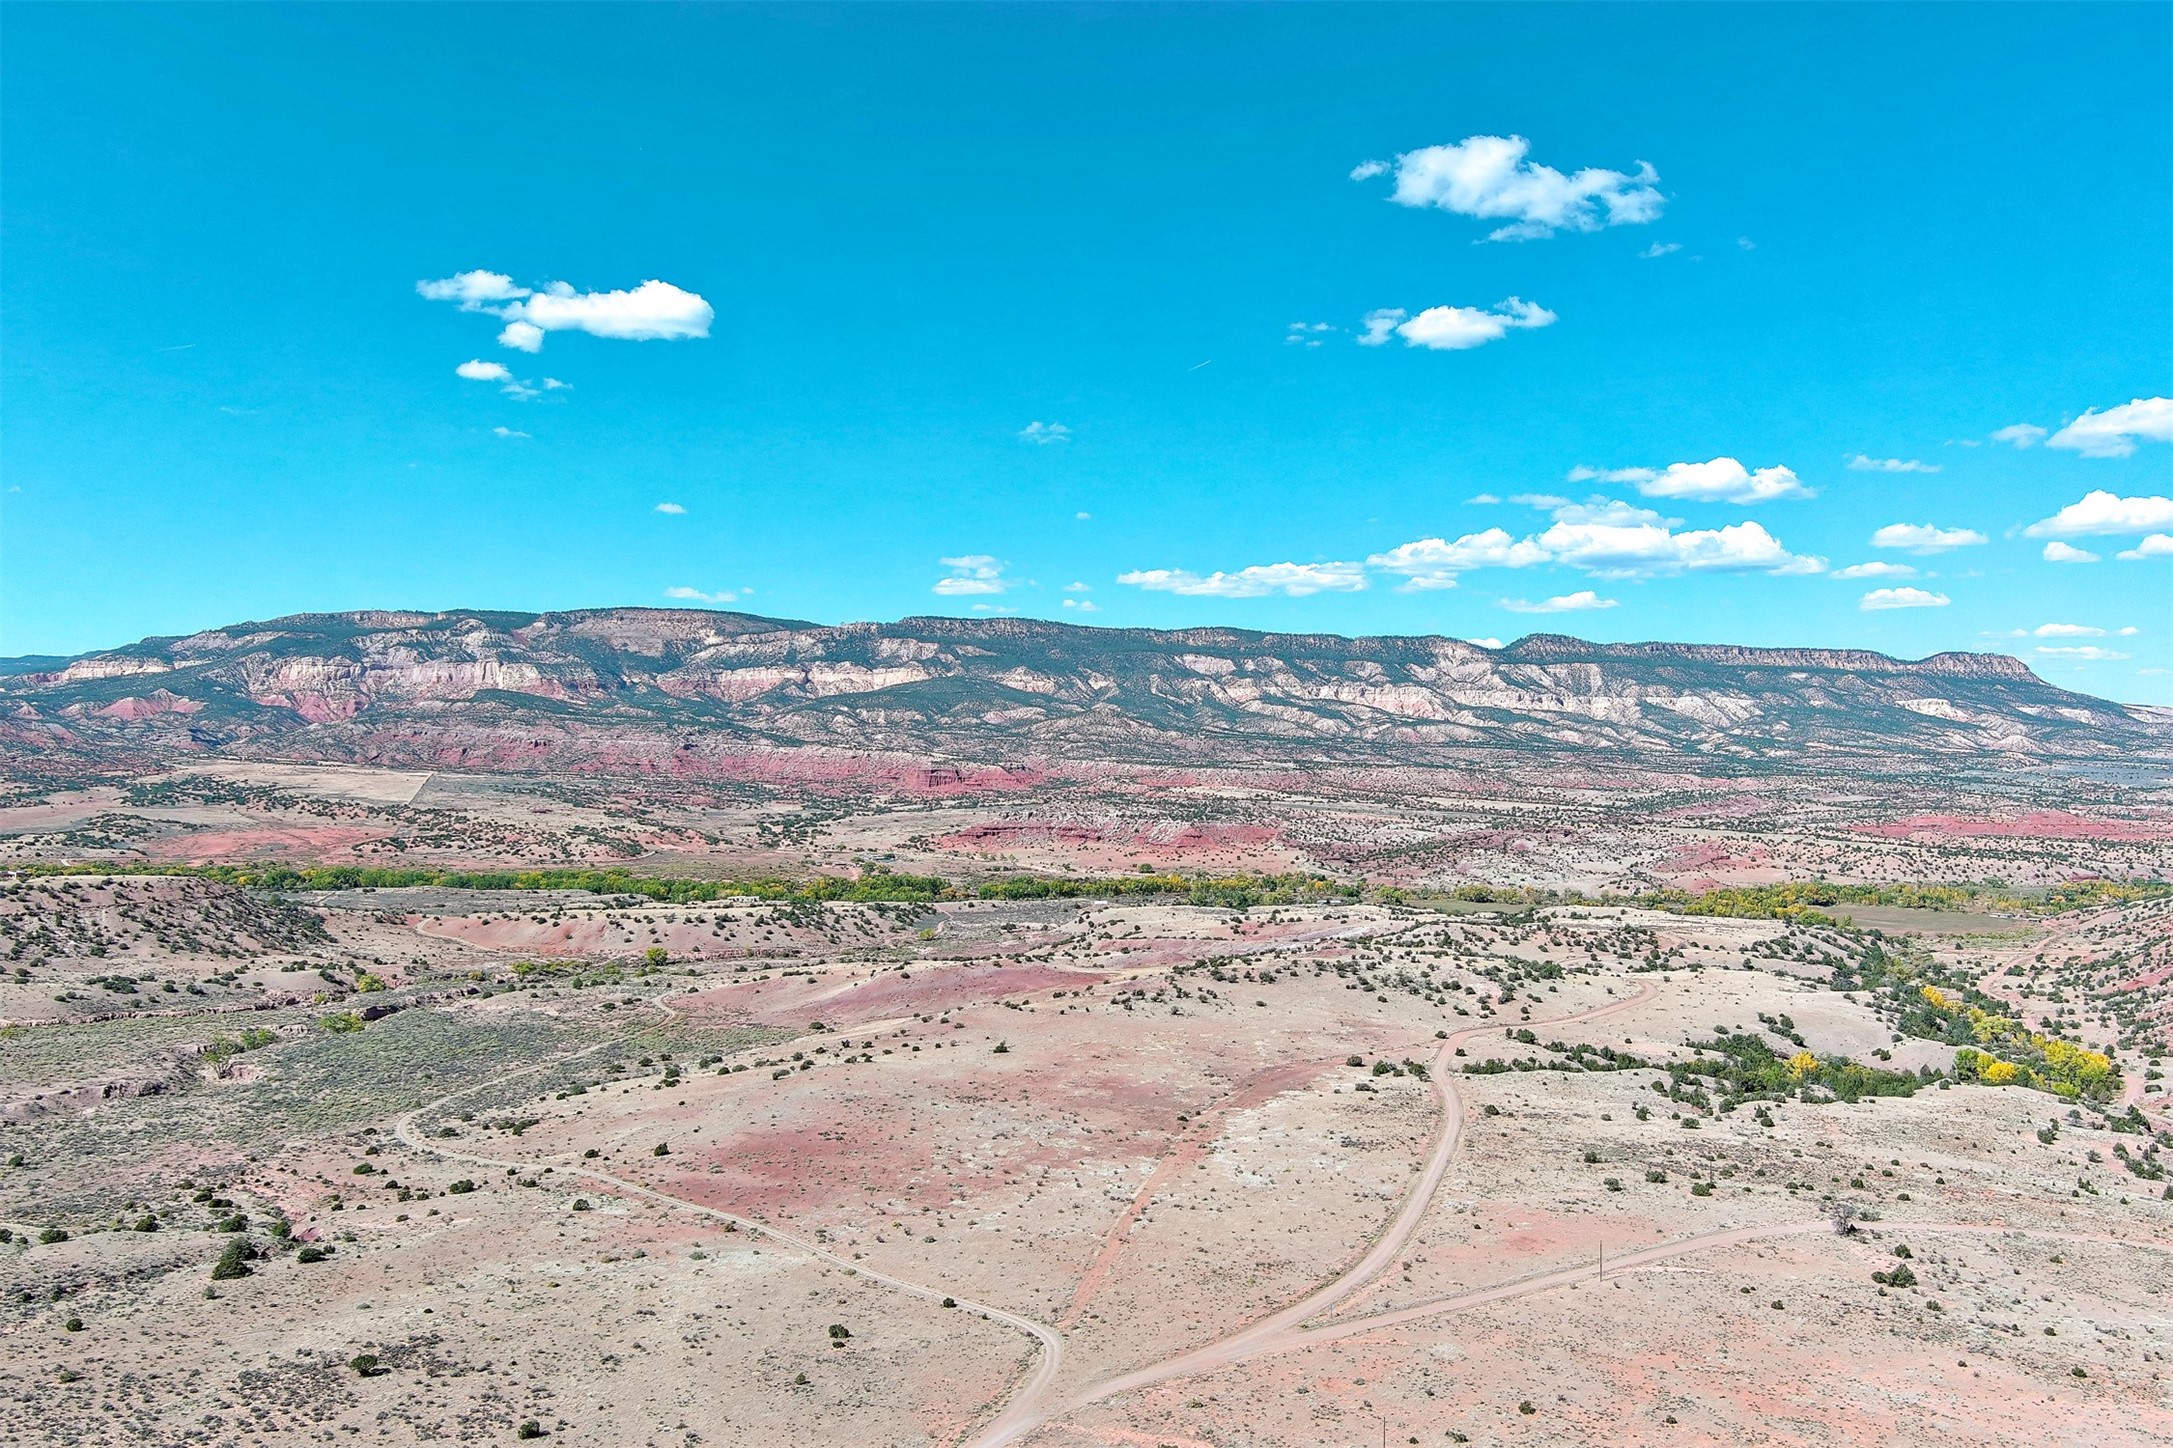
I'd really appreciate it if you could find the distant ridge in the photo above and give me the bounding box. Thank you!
[0,607,2156,777]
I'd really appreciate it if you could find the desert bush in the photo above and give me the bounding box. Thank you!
[210,1240,252,1280]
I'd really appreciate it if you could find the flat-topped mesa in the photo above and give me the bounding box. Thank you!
[1,606,2146,772]
[1497,633,2043,681]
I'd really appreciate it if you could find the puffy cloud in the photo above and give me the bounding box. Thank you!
[455,359,513,382]
[1366,529,1550,590]
[2024,490,2173,538]
[1063,581,1092,593]
[2046,397,2173,458]
[424,271,713,352]
[1368,501,1822,583]
[1860,587,1950,610]
[1500,590,1616,613]
[1990,423,2047,448]
[2036,645,2129,661]
[2041,541,2099,564]
[1535,517,1821,576]
[1018,421,1071,444]
[1285,322,1337,348]
[1870,523,1987,553]
[665,586,741,604]
[934,556,1012,596]
[543,377,571,390]
[1060,598,1100,612]
[1361,298,1556,351]
[1637,457,1809,504]
[1360,134,1664,241]
[2118,533,2173,561]
[1117,561,1367,598]
[654,502,686,515]
[1846,454,1939,474]
[2029,623,2105,638]
[1831,561,1916,580]
[501,279,712,343]
[417,271,528,309]
[1468,637,1503,649]
[1639,242,1682,259]
[491,426,530,439]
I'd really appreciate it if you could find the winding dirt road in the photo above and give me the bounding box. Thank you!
[965,982,1658,1447]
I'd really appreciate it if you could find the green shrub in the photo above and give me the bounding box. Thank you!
[210,1240,253,1280]
[447,1180,476,1195]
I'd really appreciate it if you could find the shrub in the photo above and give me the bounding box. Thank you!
[63,1316,83,1332]
[517,1423,545,1441]
[349,1353,381,1377]
[210,1240,253,1280]
[652,1143,669,1157]
[37,1227,68,1244]
[448,1180,476,1195]
[297,1245,330,1263]
[571,1199,592,1212]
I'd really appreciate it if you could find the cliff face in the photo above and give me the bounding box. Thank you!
[1,607,2154,775]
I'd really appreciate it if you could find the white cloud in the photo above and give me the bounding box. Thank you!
[1639,242,1682,259]
[1019,421,1072,444]
[1062,581,1092,593]
[2118,533,2173,560]
[1368,500,1821,583]
[543,377,571,390]
[654,502,686,515]
[1117,561,1368,598]
[2024,490,2173,538]
[1060,598,1100,612]
[1357,309,1405,347]
[2029,623,2105,638]
[1362,298,1556,351]
[1075,511,1091,521]
[417,271,529,309]
[455,359,513,382]
[1536,516,1821,576]
[1348,159,1389,180]
[1637,457,1809,504]
[2035,645,2129,661]
[2041,541,2099,564]
[934,556,1013,596]
[1990,423,2047,448]
[2046,397,2173,458]
[1831,561,1916,580]
[665,586,740,604]
[1466,492,1502,505]
[497,321,545,353]
[1404,297,1557,350]
[1366,529,1550,590]
[1285,322,1337,347]
[1736,237,1756,250]
[1500,590,1616,613]
[1846,454,1939,474]
[502,279,713,344]
[1565,465,1656,485]
[1861,587,1950,611]
[1870,523,1987,553]
[1468,637,1503,649]
[1360,134,1664,241]
[492,426,530,439]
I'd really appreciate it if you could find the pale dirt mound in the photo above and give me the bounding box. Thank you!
[680,959,1111,1029]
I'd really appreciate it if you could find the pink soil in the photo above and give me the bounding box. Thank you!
[144,825,395,862]
[1852,811,2170,842]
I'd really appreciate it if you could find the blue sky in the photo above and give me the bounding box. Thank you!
[5,5,2170,699]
